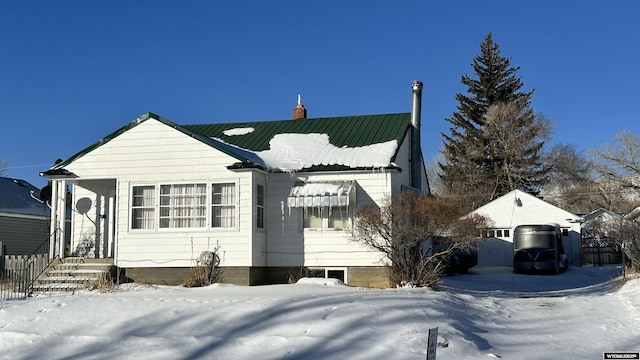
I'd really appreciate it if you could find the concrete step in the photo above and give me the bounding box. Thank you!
[33,283,87,292]
[32,258,115,293]
[59,257,114,265]
[49,264,114,273]
[37,276,97,283]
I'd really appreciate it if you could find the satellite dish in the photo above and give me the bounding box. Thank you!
[39,183,52,202]
[75,197,93,215]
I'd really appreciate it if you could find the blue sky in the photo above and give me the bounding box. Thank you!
[1,1,638,188]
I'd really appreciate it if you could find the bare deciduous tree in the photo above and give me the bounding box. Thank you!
[351,191,491,289]
[482,101,550,197]
[590,130,640,196]
[0,158,7,176]
[575,130,640,273]
[599,216,640,273]
[542,144,599,214]
[547,144,592,186]
[542,131,640,215]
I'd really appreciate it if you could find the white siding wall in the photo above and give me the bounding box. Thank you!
[265,170,396,268]
[65,119,255,267]
[472,190,583,266]
[261,129,420,269]
[390,129,430,196]
[391,134,412,197]
[250,171,267,267]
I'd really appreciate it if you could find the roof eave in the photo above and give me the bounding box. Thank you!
[226,163,401,173]
[39,168,78,179]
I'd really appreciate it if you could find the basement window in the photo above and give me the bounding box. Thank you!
[326,269,346,283]
[307,267,347,284]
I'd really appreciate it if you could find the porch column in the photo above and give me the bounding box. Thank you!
[107,191,115,258]
[58,180,67,259]
[48,180,59,259]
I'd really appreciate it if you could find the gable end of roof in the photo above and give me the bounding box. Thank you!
[41,112,259,177]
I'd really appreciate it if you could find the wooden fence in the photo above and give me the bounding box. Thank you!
[1,240,51,301]
[582,237,622,266]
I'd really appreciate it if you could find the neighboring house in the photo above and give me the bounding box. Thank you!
[0,177,69,256]
[469,189,583,267]
[40,82,430,288]
[581,208,623,238]
[581,208,624,265]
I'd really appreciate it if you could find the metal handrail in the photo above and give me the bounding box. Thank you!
[25,237,57,296]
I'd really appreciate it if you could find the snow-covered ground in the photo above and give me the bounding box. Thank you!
[1,265,638,360]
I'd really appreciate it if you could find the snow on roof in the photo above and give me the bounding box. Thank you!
[0,177,50,217]
[214,132,398,172]
[289,181,353,197]
[257,133,397,172]
[223,127,254,136]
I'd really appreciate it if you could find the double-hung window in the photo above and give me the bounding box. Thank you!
[212,183,236,228]
[131,186,156,229]
[256,184,264,229]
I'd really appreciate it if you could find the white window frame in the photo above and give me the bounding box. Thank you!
[256,184,265,229]
[302,205,352,231]
[325,268,347,283]
[159,183,207,229]
[131,185,157,230]
[211,182,237,229]
[307,267,348,284]
[129,180,239,231]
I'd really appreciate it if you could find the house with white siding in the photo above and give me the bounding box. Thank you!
[469,189,583,268]
[40,82,429,288]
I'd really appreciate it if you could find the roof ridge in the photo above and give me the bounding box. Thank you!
[182,112,411,127]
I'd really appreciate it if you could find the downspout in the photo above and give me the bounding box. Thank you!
[410,80,423,190]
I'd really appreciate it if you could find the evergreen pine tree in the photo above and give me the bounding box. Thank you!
[439,32,544,208]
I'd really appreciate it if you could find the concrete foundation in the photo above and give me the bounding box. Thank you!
[121,266,391,288]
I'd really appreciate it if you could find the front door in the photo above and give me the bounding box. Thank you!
[95,189,116,258]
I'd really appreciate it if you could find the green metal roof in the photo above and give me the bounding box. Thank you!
[41,112,412,177]
[183,113,411,152]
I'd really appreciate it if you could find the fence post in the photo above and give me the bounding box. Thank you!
[0,240,4,272]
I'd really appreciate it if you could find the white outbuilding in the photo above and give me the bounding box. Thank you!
[469,189,583,267]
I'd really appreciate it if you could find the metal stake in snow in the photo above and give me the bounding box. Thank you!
[426,327,438,360]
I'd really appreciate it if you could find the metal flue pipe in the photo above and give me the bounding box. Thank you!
[410,80,423,190]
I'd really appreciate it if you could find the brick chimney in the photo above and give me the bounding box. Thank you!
[292,94,307,120]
